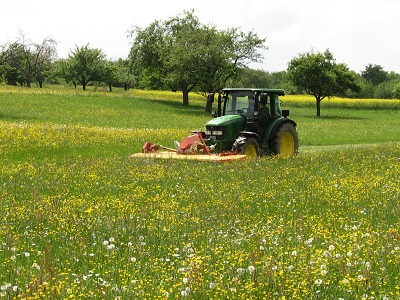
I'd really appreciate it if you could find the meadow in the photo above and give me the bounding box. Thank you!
[0,85,399,299]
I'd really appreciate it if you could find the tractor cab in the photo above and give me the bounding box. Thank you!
[204,88,298,157]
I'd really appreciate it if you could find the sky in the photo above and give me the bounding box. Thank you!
[1,0,399,74]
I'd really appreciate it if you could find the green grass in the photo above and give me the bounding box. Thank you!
[0,86,399,299]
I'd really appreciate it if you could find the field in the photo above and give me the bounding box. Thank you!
[0,85,399,299]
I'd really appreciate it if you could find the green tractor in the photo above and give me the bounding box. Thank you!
[203,88,299,158]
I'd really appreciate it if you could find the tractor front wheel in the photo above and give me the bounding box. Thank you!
[269,122,299,158]
[232,136,261,158]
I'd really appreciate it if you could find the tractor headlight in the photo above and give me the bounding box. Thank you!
[205,130,212,135]
[212,130,223,136]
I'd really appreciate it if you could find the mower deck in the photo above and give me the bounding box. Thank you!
[129,151,247,162]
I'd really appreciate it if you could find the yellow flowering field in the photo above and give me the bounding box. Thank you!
[0,87,399,299]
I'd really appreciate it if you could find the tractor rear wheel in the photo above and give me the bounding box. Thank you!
[232,136,261,158]
[269,122,299,158]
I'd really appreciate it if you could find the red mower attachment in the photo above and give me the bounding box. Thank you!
[131,132,247,162]
[175,132,210,154]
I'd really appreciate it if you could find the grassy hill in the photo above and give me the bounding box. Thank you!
[0,86,399,299]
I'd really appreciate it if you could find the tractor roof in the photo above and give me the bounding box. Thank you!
[222,88,285,96]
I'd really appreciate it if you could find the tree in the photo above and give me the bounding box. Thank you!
[287,49,360,117]
[361,64,388,86]
[129,10,267,105]
[61,44,108,90]
[1,34,57,87]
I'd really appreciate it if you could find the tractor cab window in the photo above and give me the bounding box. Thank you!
[224,92,255,119]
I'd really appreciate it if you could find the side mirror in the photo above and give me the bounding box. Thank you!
[206,93,215,113]
[282,110,289,118]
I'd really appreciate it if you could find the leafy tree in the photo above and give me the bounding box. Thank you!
[61,44,108,90]
[362,64,388,86]
[129,10,266,105]
[104,59,136,91]
[1,34,57,87]
[227,68,272,87]
[287,49,360,117]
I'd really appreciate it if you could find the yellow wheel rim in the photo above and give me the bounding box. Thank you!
[244,144,257,158]
[280,131,295,158]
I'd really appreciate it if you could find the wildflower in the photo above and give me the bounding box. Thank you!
[315,279,323,285]
[291,250,297,256]
[328,245,335,251]
[209,282,216,289]
[106,244,115,250]
[182,277,189,284]
[237,268,245,275]
[248,265,255,274]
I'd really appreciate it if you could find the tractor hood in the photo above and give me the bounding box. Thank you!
[206,114,244,127]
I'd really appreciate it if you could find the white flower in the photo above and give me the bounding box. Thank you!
[291,250,297,256]
[248,265,255,274]
[130,257,137,263]
[315,279,323,285]
[328,245,335,251]
[103,240,109,246]
[209,282,216,289]
[181,290,188,297]
[182,277,189,284]
[109,237,115,243]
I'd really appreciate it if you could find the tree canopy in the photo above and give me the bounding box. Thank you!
[129,10,267,105]
[59,44,109,90]
[287,49,360,117]
[0,34,57,87]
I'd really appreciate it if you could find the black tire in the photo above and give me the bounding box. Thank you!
[269,122,299,158]
[232,136,261,158]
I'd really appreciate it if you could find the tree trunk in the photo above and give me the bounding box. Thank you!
[182,89,189,106]
[83,83,86,90]
[109,83,113,92]
[316,98,322,117]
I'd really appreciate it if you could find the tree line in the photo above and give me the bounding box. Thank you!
[1,11,400,107]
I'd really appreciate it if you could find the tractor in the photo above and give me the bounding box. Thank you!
[132,88,299,161]
[202,88,299,158]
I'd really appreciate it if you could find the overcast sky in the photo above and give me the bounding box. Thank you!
[1,0,399,73]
